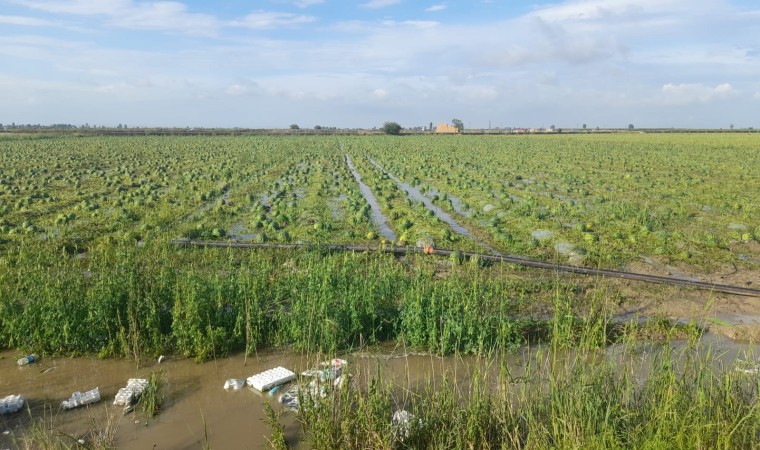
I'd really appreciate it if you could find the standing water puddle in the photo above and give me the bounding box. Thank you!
[0,350,305,449]
[365,158,502,254]
[366,157,472,239]
[344,155,397,242]
[0,334,753,449]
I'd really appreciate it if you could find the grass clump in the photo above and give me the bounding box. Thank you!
[139,369,166,417]
[295,336,760,449]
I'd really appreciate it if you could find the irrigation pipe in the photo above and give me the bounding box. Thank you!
[170,239,760,298]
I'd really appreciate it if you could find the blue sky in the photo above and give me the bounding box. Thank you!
[1,0,758,128]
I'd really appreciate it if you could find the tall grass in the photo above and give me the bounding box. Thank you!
[294,320,760,449]
[0,237,572,360]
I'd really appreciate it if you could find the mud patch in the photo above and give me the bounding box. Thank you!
[615,260,760,341]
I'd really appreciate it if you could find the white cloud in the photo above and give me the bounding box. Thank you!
[380,20,439,29]
[108,2,218,33]
[372,88,388,99]
[294,0,324,7]
[15,0,133,15]
[362,0,401,9]
[225,81,262,96]
[3,0,759,128]
[0,14,57,26]
[530,0,694,23]
[15,0,219,33]
[661,82,738,105]
[425,4,446,12]
[232,12,316,29]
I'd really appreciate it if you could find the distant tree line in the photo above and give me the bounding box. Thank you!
[0,123,78,130]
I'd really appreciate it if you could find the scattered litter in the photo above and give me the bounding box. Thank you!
[0,395,24,415]
[61,387,101,410]
[16,354,37,366]
[268,384,284,396]
[301,358,347,384]
[223,379,245,391]
[122,404,135,415]
[278,387,300,409]
[735,359,760,375]
[113,379,148,406]
[280,358,349,410]
[2,430,10,435]
[246,367,295,392]
[77,439,85,445]
[40,367,55,374]
[157,355,166,364]
[392,410,422,441]
[279,383,327,410]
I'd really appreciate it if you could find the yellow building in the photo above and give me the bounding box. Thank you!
[435,123,459,134]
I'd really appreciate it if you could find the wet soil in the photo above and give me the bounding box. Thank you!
[615,258,760,340]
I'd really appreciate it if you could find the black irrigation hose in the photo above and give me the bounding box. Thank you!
[170,239,760,298]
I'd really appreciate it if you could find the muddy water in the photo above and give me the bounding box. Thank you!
[0,335,755,449]
[0,349,531,449]
[0,351,307,449]
[344,155,397,242]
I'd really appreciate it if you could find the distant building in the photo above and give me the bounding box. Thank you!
[435,123,459,134]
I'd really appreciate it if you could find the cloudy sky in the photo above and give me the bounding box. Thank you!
[1,0,758,128]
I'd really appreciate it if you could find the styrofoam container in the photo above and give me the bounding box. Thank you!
[246,367,295,391]
[113,378,149,406]
[61,387,101,410]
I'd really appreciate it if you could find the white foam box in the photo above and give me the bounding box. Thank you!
[246,367,296,391]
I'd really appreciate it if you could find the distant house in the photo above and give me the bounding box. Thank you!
[435,123,459,134]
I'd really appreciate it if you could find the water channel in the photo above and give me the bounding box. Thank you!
[344,154,397,242]
[366,157,473,239]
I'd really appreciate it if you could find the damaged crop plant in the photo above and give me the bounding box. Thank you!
[0,132,759,448]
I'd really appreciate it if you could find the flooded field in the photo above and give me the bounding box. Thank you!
[0,133,758,448]
[1,334,756,449]
[366,157,473,240]
[344,154,397,242]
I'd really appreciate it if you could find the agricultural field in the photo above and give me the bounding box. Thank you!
[0,133,757,267]
[1,133,759,448]
[0,132,758,356]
